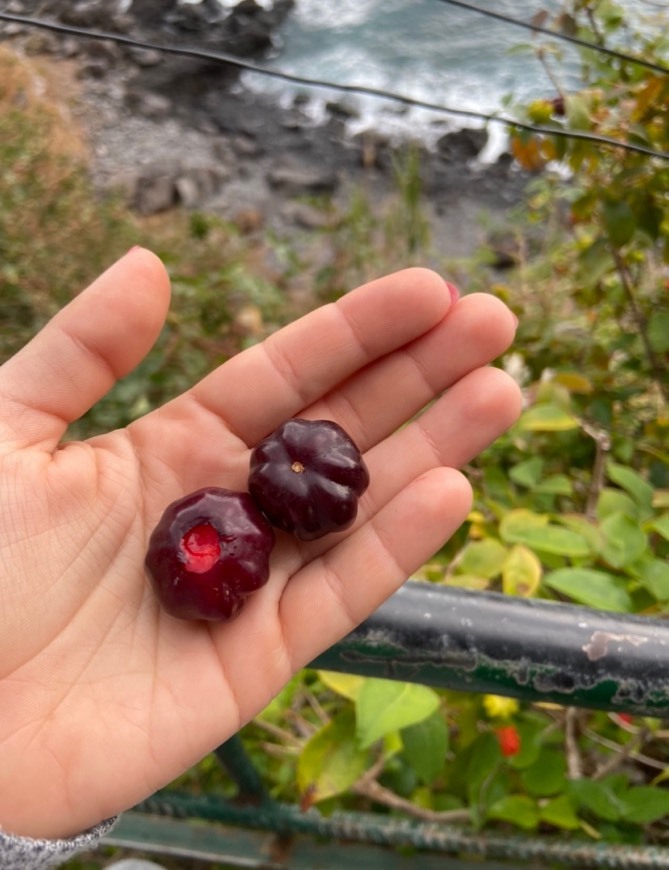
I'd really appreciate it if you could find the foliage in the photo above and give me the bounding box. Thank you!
[0,47,136,356]
[310,140,432,303]
[228,0,669,849]
[0,47,306,440]
[2,1,669,858]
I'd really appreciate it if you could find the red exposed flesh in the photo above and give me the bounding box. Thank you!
[180,523,220,573]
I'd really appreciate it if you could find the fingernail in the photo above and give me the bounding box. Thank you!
[124,245,143,257]
[445,281,460,305]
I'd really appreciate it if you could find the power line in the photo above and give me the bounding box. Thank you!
[433,0,669,75]
[0,11,667,162]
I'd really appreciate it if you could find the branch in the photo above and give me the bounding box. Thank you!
[300,687,330,725]
[613,248,668,403]
[537,46,566,100]
[565,708,583,779]
[353,756,470,824]
[593,728,651,780]
[579,419,612,520]
[251,718,303,748]
[583,727,666,772]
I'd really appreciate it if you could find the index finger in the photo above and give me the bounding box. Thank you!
[187,268,454,447]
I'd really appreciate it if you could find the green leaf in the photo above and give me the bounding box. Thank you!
[554,371,594,394]
[603,199,636,247]
[539,794,581,830]
[356,680,440,749]
[568,778,626,822]
[558,514,602,551]
[509,457,544,488]
[520,749,567,797]
[444,574,491,590]
[600,511,648,569]
[518,403,579,432]
[258,674,302,723]
[508,720,543,770]
[465,732,502,796]
[651,513,669,542]
[297,709,367,803]
[317,671,365,701]
[607,462,654,515]
[565,94,592,130]
[620,786,669,824]
[534,474,573,496]
[487,795,539,830]
[597,487,640,521]
[500,509,548,531]
[401,711,449,786]
[577,237,614,285]
[502,544,542,597]
[457,539,508,579]
[648,311,669,354]
[543,568,632,612]
[638,560,669,602]
[501,511,592,557]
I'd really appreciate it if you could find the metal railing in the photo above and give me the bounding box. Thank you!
[104,581,669,869]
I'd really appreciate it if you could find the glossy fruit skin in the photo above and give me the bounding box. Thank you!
[145,487,275,621]
[248,418,370,541]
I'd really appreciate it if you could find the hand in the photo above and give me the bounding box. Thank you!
[0,248,520,839]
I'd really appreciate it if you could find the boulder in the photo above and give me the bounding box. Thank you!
[134,172,177,215]
[436,127,489,160]
[268,166,339,196]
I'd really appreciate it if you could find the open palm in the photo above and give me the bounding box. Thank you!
[0,248,520,840]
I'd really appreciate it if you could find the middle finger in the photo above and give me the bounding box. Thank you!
[303,292,517,453]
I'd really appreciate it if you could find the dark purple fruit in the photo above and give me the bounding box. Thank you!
[145,487,275,621]
[248,418,370,541]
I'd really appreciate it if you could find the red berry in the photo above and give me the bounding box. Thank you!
[248,418,370,541]
[496,725,521,757]
[145,487,275,621]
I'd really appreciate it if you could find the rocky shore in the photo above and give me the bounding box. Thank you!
[1,0,531,262]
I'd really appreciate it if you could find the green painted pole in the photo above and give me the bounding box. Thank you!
[311,582,669,716]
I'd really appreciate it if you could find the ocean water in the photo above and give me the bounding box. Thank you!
[224,0,655,157]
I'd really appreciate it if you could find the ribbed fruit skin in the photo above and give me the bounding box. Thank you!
[145,487,275,621]
[249,418,370,541]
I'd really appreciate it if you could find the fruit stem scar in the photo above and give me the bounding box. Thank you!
[291,461,305,473]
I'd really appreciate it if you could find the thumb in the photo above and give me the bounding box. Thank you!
[0,247,171,452]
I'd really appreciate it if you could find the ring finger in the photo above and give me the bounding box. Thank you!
[301,291,517,455]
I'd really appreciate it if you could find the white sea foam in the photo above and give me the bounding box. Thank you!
[206,0,659,157]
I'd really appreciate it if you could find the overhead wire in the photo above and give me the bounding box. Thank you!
[432,0,669,75]
[0,10,667,161]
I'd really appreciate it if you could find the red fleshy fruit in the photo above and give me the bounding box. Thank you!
[145,487,275,621]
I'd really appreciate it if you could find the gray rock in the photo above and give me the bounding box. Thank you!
[282,201,330,229]
[58,1,127,32]
[325,98,360,121]
[175,165,226,207]
[436,127,489,160]
[125,89,172,119]
[126,47,164,68]
[134,173,177,214]
[268,166,339,196]
[78,57,112,79]
[230,135,263,158]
